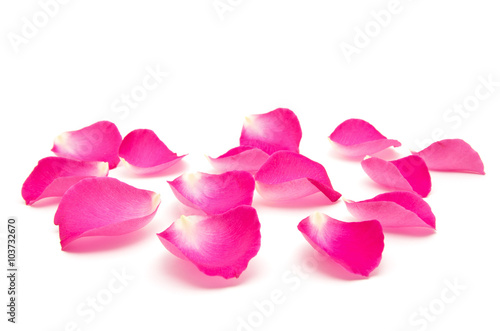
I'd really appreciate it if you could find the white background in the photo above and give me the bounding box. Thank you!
[1,1,500,330]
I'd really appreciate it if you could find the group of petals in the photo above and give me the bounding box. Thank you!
[208,108,342,203]
[164,172,260,279]
[164,108,343,278]
[310,118,484,276]
[51,121,185,176]
[22,121,191,250]
[22,110,485,280]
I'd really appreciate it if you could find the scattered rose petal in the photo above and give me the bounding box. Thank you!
[118,129,186,175]
[362,155,432,197]
[255,151,341,202]
[52,121,122,169]
[240,108,302,155]
[168,171,255,215]
[345,191,435,229]
[157,205,261,279]
[329,119,401,157]
[207,146,270,174]
[22,157,109,205]
[55,177,161,249]
[412,139,485,174]
[298,212,384,277]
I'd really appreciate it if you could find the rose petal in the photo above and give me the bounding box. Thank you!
[22,157,109,205]
[255,151,341,202]
[157,205,261,279]
[298,212,384,277]
[208,146,269,174]
[345,191,435,229]
[329,119,401,157]
[168,171,255,215]
[239,108,302,155]
[52,121,122,169]
[118,129,186,175]
[55,177,160,249]
[361,155,432,197]
[412,139,485,174]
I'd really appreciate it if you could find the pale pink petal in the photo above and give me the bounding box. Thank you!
[157,205,261,279]
[22,157,109,205]
[52,121,122,169]
[208,146,269,174]
[298,212,384,277]
[55,177,161,249]
[168,171,255,215]
[412,139,485,174]
[329,119,401,157]
[361,155,432,197]
[345,191,435,229]
[239,108,302,155]
[255,151,341,202]
[119,129,186,175]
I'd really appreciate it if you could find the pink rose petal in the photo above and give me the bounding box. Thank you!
[345,191,435,229]
[298,212,384,277]
[22,157,109,205]
[240,108,302,155]
[55,177,161,249]
[255,151,341,202]
[157,205,261,279]
[329,119,401,157]
[119,129,186,175]
[361,155,432,197]
[52,121,122,169]
[168,171,255,215]
[208,146,269,174]
[412,139,485,174]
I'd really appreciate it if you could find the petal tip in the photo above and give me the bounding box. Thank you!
[152,193,162,209]
[98,162,110,176]
[342,197,353,203]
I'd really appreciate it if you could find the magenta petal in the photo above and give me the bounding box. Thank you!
[55,177,161,249]
[255,151,341,202]
[22,157,109,205]
[412,139,485,174]
[361,155,432,197]
[329,119,401,157]
[208,146,270,174]
[298,213,384,277]
[157,206,261,279]
[345,191,435,229]
[239,108,302,155]
[52,121,122,169]
[119,129,186,175]
[168,171,255,214]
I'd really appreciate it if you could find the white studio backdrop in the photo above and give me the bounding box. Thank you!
[1,1,499,331]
